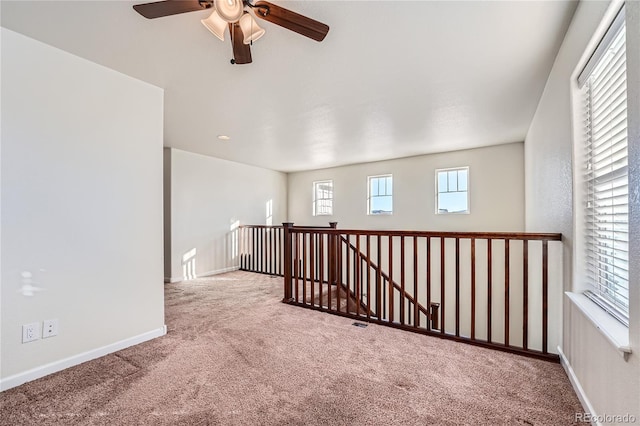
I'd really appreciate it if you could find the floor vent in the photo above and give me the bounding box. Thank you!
[352,322,368,328]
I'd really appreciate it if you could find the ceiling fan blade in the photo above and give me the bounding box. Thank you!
[253,1,329,42]
[133,0,211,19]
[230,23,252,64]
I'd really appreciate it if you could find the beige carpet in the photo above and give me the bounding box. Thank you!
[0,271,583,425]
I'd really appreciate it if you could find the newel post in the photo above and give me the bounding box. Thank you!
[282,222,294,302]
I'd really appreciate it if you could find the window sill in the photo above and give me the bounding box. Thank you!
[566,292,631,359]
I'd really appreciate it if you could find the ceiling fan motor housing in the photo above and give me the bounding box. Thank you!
[215,0,244,22]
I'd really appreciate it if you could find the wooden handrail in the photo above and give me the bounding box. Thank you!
[290,228,562,241]
[340,235,432,321]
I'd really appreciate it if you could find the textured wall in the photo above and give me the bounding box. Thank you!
[525,0,640,420]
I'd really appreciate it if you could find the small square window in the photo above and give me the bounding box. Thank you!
[436,167,469,214]
[313,180,333,216]
[368,175,392,215]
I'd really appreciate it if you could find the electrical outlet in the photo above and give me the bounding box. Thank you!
[22,322,40,343]
[43,319,59,338]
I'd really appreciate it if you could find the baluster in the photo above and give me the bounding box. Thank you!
[389,235,394,323]
[505,239,510,347]
[319,233,324,308]
[487,238,492,343]
[366,235,371,319]
[271,227,275,274]
[302,232,307,304]
[382,277,387,320]
[523,239,529,350]
[542,240,549,354]
[294,232,299,302]
[377,235,382,320]
[426,237,432,331]
[346,235,351,313]
[238,227,244,271]
[253,227,257,272]
[310,232,315,307]
[400,235,405,325]
[356,234,361,317]
[440,237,445,335]
[414,236,419,328]
[455,237,460,337]
[471,238,476,340]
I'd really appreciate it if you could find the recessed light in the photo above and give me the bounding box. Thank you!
[217,135,231,141]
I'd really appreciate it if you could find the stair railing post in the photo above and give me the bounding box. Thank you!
[430,302,440,330]
[282,222,294,302]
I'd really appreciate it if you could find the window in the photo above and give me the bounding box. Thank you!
[578,6,628,325]
[313,180,333,216]
[436,167,469,214]
[368,175,392,215]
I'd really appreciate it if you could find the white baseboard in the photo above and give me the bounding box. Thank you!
[200,265,239,277]
[0,325,167,392]
[168,265,240,283]
[558,345,599,426]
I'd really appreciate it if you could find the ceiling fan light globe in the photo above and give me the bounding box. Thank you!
[239,13,266,44]
[201,10,227,41]
[215,0,244,23]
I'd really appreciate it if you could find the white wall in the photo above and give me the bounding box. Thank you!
[288,142,525,232]
[168,148,287,281]
[525,0,640,421]
[0,29,165,388]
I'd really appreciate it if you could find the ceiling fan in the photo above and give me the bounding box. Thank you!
[133,0,330,65]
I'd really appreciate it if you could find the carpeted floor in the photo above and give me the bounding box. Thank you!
[0,271,583,425]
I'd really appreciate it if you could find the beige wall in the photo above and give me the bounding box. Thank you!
[1,29,165,387]
[288,142,525,232]
[525,0,640,421]
[168,148,287,281]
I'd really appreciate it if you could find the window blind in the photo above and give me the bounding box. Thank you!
[581,6,629,325]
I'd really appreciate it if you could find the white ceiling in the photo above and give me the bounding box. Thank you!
[1,1,577,172]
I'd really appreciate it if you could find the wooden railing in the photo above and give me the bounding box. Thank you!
[281,223,563,361]
[340,235,441,329]
[239,225,284,276]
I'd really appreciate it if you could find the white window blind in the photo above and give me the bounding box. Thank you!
[580,6,629,325]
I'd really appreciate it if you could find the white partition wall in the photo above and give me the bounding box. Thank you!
[167,148,287,282]
[1,29,165,390]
